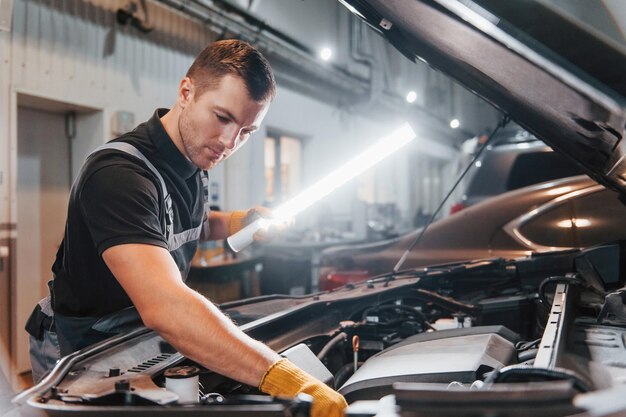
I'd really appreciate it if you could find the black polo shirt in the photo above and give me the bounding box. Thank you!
[51,109,205,317]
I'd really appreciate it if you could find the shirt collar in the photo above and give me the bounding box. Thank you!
[147,108,199,179]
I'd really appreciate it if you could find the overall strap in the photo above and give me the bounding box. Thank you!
[88,142,175,247]
[200,169,211,238]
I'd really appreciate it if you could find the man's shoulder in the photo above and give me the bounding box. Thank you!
[81,123,158,180]
[74,115,166,198]
[76,148,163,202]
[82,161,159,199]
[109,121,157,158]
[83,147,152,176]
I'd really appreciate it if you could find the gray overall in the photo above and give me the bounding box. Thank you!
[27,142,209,383]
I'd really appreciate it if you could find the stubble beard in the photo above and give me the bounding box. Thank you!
[178,109,211,170]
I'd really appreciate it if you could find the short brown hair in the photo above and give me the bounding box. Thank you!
[186,39,276,102]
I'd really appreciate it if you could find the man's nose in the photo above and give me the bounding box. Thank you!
[220,126,241,150]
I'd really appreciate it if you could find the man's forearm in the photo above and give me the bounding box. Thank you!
[103,244,278,386]
[146,281,280,386]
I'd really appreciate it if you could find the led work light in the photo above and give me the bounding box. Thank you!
[226,123,417,252]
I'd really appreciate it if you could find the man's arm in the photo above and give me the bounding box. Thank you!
[103,242,347,416]
[102,243,280,385]
[207,207,281,241]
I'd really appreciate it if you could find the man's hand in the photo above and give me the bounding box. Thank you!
[260,358,347,417]
[229,206,293,242]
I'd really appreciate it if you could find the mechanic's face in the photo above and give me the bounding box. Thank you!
[177,74,269,170]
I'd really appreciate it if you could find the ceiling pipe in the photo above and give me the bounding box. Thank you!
[207,0,314,55]
[154,0,368,104]
[344,13,470,143]
[349,16,383,111]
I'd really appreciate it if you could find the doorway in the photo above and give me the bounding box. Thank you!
[10,94,103,380]
[15,106,70,375]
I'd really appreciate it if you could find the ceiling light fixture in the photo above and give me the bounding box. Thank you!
[450,118,460,129]
[227,123,417,252]
[320,47,333,61]
[406,91,417,103]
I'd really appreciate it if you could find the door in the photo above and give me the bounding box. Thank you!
[5,94,103,386]
[14,106,70,374]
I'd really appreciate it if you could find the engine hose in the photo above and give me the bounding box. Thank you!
[517,348,538,362]
[414,289,478,315]
[317,332,348,360]
[334,362,364,390]
[495,365,591,392]
[538,275,582,310]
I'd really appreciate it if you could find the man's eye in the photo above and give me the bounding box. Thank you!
[216,114,229,123]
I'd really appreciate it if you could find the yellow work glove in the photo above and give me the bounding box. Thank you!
[229,207,292,242]
[259,358,347,417]
[228,210,250,235]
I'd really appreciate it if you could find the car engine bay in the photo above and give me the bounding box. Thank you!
[14,242,626,416]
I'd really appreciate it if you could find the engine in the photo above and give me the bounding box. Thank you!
[339,326,518,402]
[14,244,626,416]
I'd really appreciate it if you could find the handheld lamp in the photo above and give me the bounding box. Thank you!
[226,123,416,252]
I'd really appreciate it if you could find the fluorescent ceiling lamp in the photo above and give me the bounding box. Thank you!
[406,91,417,103]
[227,123,417,252]
[320,47,333,61]
[450,118,460,129]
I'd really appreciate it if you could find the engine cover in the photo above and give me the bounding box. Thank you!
[339,326,519,402]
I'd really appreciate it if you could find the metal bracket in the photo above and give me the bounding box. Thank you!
[380,18,393,30]
[535,283,573,369]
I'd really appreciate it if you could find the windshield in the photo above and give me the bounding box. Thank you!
[465,146,585,197]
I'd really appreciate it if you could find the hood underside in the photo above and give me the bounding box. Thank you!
[342,0,626,197]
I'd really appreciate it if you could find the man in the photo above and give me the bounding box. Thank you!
[26,40,347,417]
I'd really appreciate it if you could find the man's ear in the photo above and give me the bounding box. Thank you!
[178,77,194,108]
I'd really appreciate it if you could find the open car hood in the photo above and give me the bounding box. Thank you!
[341,0,626,197]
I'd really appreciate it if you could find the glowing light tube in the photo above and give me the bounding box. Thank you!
[226,123,416,252]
